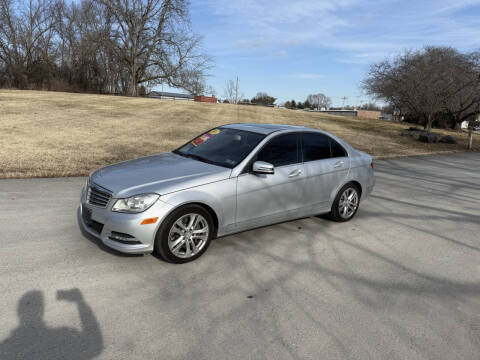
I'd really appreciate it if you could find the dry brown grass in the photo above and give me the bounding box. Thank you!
[1,89,478,178]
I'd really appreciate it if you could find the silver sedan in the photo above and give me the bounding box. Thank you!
[79,123,375,263]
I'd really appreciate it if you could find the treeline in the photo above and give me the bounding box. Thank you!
[284,93,331,110]
[221,92,277,106]
[363,46,480,130]
[0,0,209,95]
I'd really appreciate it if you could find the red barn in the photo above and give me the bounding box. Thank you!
[194,95,217,103]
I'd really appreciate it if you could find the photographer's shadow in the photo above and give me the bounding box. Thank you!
[0,289,103,360]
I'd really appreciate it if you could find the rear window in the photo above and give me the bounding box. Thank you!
[302,132,347,161]
[330,139,347,158]
[302,133,331,162]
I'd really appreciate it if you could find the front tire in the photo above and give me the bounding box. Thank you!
[329,183,360,222]
[155,205,214,263]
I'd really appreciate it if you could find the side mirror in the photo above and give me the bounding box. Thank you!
[252,161,274,174]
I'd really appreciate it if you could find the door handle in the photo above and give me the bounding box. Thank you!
[288,169,302,177]
[333,161,344,168]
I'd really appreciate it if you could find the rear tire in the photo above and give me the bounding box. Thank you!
[155,204,214,263]
[329,183,360,222]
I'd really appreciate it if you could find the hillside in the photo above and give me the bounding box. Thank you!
[0,89,477,178]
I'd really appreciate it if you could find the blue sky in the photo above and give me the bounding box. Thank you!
[178,0,480,106]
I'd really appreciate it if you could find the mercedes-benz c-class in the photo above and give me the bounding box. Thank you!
[79,123,375,263]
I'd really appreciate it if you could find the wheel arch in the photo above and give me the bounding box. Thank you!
[348,180,362,197]
[329,180,363,211]
[188,202,219,237]
[328,180,363,222]
[337,180,363,200]
[157,201,220,239]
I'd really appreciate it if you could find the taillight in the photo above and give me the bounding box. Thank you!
[370,161,374,169]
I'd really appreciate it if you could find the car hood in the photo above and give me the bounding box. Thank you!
[91,152,231,198]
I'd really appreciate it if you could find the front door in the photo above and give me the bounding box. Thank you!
[235,133,308,229]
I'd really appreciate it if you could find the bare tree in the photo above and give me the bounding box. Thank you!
[363,46,480,132]
[223,78,243,104]
[56,0,118,93]
[306,93,331,110]
[441,51,480,129]
[205,84,216,96]
[358,103,382,111]
[0,0,18,86]
[186,77,215,96]
[95,0,209,96]
[223,79,235,103]
[0,0,61,88]
[0,0,210,95]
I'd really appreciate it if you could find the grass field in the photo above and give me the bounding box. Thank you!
[1,89,478,178]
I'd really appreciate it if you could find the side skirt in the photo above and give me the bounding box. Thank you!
[217,203,330,238]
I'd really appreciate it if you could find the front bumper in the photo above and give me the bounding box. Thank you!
[78,186,174,254]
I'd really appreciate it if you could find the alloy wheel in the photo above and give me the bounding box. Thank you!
[168,213,209,259]
[338,188,359,219]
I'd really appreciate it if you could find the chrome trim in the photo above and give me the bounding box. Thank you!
[87,183,113,208]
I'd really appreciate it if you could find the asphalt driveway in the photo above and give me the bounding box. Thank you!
[0,152,479,360]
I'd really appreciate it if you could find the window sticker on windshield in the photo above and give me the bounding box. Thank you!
[192,129,220,146]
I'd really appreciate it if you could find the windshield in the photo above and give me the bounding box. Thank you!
[174,127,265,168]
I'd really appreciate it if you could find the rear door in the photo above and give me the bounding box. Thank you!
[235,133,307,228]
[301,132,350,211]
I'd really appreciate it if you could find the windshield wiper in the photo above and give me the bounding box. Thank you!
[175,151,212,164]
[184,153,207,162]
[173,151,227,168]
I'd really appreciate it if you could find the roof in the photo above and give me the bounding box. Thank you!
[222,123,307,135]
[148,91,194,99]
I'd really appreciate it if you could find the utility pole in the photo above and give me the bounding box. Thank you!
[341,96,348,109]
[355,95,361,110]
[235,76,239,105]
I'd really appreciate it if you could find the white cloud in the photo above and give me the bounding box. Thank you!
[237,38,270,48]
[289,73,325,80]
[205,0,480,62]
[212,0,356,25]
[283,39,302,47]
[437,0,480,12]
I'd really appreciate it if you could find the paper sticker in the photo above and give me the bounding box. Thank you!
[192,129,220,146]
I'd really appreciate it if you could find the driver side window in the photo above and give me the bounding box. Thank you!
[256,133,299,167]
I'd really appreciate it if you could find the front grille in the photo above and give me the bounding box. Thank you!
[87,184,112,208]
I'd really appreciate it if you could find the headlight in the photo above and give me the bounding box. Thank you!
[112,193,159,213]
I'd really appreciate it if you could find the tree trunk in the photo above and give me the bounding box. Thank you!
[129,60,137,96]
[468,125,473,150]
[130,74,137,96]
[424,114,433,131]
